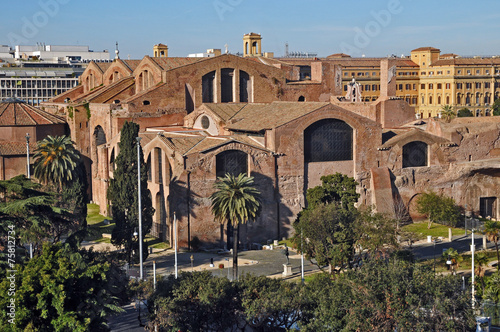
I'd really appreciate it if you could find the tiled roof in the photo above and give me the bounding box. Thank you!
[149,57,205,71]
[0,141,36,156]
[0,99,66,126]
[202,103,247,122]
[411,47,440,52]
[94,62,113,73]
[122,60,141,72]
[86,76,135,103]
[159,135,205,155]
[226,102,330,132]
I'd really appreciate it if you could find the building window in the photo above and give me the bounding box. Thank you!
[429,83,433,89]
[372,84,377,91]
[365,85,370,91]
[216,150,248,177]
[457,83,463,89]
[466,83,472,89]
[146,154,152,181]
[429,96,433,104]
[239,70,251,102]
[446,83,450,89]
[421,84,425,89]
[221,68,234,103]
[304,119,353,163]
[298,95,305,102]
[485,82,491,89]
[155,147,163,184]
[446,96,450,104]
[201,115,210,129]
[480,197,497,219]
[403,141,428,168]
[476,83,482,89]
[405,84,411,90]
[437,83,442,89]
[202,71,215,103]
[437,96,441,104]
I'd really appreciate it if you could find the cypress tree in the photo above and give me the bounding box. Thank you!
[107,121,154,263]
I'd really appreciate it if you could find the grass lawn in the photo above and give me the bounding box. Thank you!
[85,204,115,241]
[402,220,468,240]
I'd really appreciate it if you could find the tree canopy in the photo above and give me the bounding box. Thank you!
[416,191,461,229]
[0,243,127,331]
[0,175,84,251]
[305,173,359,210]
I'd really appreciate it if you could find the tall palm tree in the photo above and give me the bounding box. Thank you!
[33,135,80,191]
[210,173,261,280]
[484,220,500,271]
[440,104,456,122]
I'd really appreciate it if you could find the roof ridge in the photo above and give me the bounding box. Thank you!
[182,136,206,156]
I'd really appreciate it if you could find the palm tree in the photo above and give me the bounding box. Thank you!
[484,220,500,271]
[210,173,261,280]
[440,104,455,122]
[33,135,80,191]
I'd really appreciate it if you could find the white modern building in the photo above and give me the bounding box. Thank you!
[14,44,110,62]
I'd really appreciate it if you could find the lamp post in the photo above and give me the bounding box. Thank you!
[25,133,30,179]
[174,212,178,279]
[136,137,143,281]
[471,224,475,309]
[26,133,33,259]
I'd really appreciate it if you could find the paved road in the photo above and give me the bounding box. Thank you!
[410,233,496,260]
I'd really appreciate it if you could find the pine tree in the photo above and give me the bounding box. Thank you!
[107,121,154,263]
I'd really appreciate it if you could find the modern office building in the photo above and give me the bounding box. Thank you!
[0,45,111,105]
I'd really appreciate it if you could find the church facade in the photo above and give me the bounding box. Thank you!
[40,35,500,248]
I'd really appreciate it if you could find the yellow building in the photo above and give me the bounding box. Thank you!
[330,47,500,119]
[411,47,500,118]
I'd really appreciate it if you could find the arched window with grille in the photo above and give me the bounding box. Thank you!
[216,150,248,177]
[402,141,428,168]
[304,119,353,163]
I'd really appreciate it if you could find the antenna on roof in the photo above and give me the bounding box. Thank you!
[225,43,228,54]
[285,42,289,57]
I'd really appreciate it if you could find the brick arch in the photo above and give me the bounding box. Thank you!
[285,105,370,154]
[142,138,178,178]
[387,133,447,167]
[103,64,131,85]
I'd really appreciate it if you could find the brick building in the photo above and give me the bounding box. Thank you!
[40,35,500,249]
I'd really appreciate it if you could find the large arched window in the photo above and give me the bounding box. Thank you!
[304,119,353,162]
[94,125,106,146]
[239,70,251,102]
[221,68,234,103]
[402,141,428,168]
[216,150,248,177]
[202,71,215,103]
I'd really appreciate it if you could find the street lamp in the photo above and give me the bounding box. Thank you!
[25,133,30,179]
[136,137,143,280]
[471,220,476,309]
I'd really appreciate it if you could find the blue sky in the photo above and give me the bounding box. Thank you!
[2,0,500,59]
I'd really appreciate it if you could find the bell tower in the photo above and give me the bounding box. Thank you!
[243,33,262,57]
[153,43,168,57]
